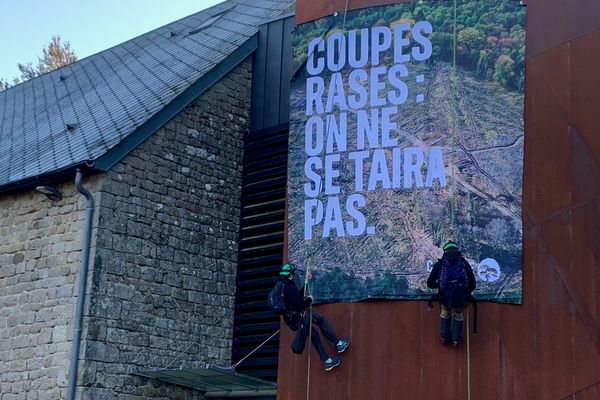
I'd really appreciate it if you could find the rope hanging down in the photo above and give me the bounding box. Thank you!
[303,179,319,399]
[304,268,313,400]
[304,2,350,399]
[450,1,472,399]
[466,308,472,400]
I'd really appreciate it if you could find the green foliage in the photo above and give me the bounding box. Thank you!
[484,129,498,140]
[476,50,491,79]
[430,31,453,62]
[493,54,515,87]
[313,267,409,302]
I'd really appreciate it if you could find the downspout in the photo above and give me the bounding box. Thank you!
[67,168,95,400]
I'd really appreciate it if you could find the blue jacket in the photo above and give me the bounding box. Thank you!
[280,276,312,329]
[427,250,476,303]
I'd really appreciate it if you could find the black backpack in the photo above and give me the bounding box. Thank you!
[438,256,468,304]
[268,281,287,315]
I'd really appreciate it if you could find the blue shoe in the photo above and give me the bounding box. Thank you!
[336,338,350,353]
[324,357,340,371]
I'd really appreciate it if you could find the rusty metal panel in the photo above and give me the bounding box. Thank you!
[568,381,600,400]
[537,218,578,398]
[278,302,470,399]
[526,0,600,57]
[570,203,600,363]
[525,53,572,217]
[277,2,600,399]
[570,30,600,160]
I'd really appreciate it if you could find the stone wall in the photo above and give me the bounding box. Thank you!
[0,178,101,400]
[0,57,252,400]
[77,57,252,399]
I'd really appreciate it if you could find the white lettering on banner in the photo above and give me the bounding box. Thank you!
[306,22,433,74]
[306,66,411,116]
[348,28,369,68]
[301,21,442,240]
[304,194,370,240]
[306,76,324,115]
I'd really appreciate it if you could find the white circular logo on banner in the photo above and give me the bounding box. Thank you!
[477,258,501,282]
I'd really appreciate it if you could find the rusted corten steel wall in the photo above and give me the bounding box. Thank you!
[277,0,600,399]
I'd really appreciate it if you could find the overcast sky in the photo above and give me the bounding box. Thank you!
[0,0,224,81]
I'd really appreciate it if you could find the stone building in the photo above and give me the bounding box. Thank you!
[0,0,293,398]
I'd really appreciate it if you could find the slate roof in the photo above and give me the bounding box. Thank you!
[0,0,294,191]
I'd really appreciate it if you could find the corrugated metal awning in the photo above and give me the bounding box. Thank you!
[133,366,276,398]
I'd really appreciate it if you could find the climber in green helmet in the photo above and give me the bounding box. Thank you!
[427,241,476,347]
[275,263,350,371]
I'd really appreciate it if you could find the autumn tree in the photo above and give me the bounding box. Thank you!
[0,78,11,91]
[457,27,485,68]
[1,35,77,91]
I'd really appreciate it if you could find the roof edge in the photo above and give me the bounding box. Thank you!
[260,11,295,26]
[93,34,259,172]
[0,161,95,196]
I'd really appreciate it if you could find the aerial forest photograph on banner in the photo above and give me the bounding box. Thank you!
[287,0,526,304]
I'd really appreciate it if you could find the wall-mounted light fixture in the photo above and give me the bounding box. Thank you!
[36,185,62,201]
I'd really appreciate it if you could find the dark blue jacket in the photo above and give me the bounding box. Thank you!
[280,276,311,328]
[427,250,476,301]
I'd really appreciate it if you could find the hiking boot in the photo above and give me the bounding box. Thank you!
[336,338,350,353]
[324,357,340,371]
[451,320,464,346]
[440,318,451,345]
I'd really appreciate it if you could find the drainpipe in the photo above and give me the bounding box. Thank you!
[67,169,95,400]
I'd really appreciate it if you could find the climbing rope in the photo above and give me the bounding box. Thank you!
[160,315,280,372]
[466,308,472,400]
[450,0,472,398]
[230,329,281,370]
[303,2,351,398]
[304,270,313,400]
[450,0,458,230]
[163,316,223,370]
[303,169,319,400]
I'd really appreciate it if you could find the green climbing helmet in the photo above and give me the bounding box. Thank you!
[280,263,297,276]
[442,240,459,252]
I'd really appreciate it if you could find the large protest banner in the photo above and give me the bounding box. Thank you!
[288,0,525,304]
